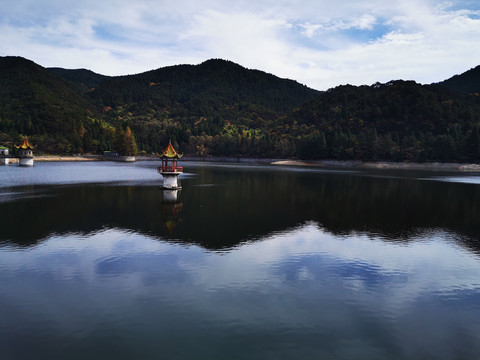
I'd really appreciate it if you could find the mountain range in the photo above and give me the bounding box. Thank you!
[1,55,480,162]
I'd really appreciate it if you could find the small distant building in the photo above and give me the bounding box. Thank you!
[103,151,118,156]
[158,140,183,189]
[0,146,9,165]
[103,151,119,159]
[15,137,34,166]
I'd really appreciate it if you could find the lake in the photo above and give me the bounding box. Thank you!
[1,161,480,360]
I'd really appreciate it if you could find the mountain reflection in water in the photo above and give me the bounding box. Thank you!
[1,163,480,253]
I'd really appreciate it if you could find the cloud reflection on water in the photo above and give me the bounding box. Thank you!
[1,224,479,360]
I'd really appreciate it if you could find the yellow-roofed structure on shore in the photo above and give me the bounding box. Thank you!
[16,136,34,150]
[15,136,34,166]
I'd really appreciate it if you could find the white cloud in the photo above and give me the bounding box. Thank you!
[0,0,479,89]
[300,14,377,39]
[300,23,324,39]
[181,10,291,72]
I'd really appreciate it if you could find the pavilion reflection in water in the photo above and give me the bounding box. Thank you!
[160,189,183,234]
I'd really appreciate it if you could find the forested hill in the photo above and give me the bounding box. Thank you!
[48,67,110,90]
[0,56,320,154]
[89,59,319,113]
[1,55,480,162]
[0,56,110,153]
[437,65,480,94]
[287,81,480,162]
[87,59,321,154]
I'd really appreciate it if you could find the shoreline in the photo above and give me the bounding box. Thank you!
[271,160,480,172]
[35,155,101,162]
[28,155,480,172]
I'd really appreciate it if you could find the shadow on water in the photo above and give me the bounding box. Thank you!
[1,164,480,253]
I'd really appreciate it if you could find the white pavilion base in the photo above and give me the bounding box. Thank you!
[163,189,179,202]
[0,158,9,165]
[161,172,182,189]
[19,157,34,166]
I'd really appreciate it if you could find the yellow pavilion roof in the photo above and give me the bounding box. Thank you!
[15,136,35,150]
[160,140,183,158]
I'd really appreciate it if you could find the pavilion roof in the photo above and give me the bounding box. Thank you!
[15,136,34,150]
[160,140,183,158]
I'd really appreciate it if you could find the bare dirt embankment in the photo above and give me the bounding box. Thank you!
[360,162,480,171]
[271,160,480,172]
[34,155,102,162]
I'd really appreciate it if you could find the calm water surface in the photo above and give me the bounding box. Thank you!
[1,161,480,360]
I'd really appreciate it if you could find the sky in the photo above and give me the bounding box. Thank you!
[1,0,480,90]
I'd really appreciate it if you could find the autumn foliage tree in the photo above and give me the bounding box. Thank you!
[115,126,138,156]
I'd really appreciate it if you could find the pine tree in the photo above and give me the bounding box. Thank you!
[114,126,138,155]
[123,127,139,155]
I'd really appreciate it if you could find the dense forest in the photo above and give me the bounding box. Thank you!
[1,55,480,162]
[288,80,480,162]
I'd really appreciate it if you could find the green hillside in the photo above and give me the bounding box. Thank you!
[2,56,480,162]
[0,56,116,153]
[287,81,480,161]
[82,59,320,154]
